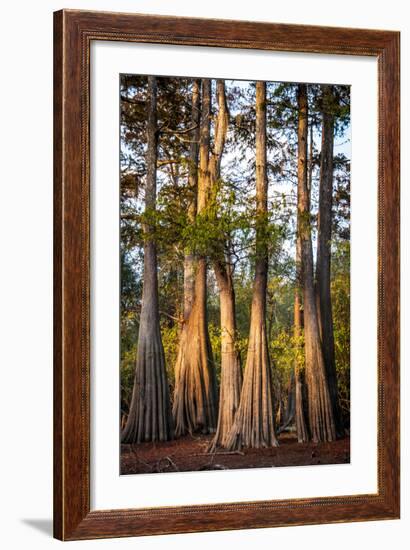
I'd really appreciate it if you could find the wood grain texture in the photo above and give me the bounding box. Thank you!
[53,10,63,541]
[53,9,400,541]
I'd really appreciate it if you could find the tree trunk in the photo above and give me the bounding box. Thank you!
[183,79,201,320]
[210,261,242,450]
[225,81,278,450]
[122,76,173,444]
[294,154,309,443]
[172,79,218,436]
[316,85,344,436]
[297,83,336,443]
[294,239,309,442]
[307,120,313,197]
[277,370,296,434]
[204,80,242,451]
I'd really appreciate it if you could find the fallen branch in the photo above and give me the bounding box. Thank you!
[156,456,179,473]
[191,450,245,457]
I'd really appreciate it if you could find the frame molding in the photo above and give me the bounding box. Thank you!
[54,9,400,540]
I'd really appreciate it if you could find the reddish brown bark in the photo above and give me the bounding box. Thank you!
[183,79,201,320]
[208,81,242,450]
[210,261,242,450]
[172,79,218,436]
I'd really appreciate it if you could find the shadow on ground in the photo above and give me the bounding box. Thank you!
[21,519,53,537]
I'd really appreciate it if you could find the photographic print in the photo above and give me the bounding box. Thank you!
[54,11,400,539]
[120,75,351,475]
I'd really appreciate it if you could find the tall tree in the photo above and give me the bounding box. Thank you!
[208,81,242,451]
[183,79,201,320]
[225,81,278,450]
[297,84,335,443]
[172,79,218,436]
[122,76,174,443]
[292,111,312,444]
[294,230,309,442]
[316,84,344,436]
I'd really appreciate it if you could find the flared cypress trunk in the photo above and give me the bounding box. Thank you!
[122,76,173,444]
[210,262,242,450]
[172,79,218,436]
[204,81,242,450]
[316,84,343,436]
[225,81,278,450]
[297,84,335,443]
[173,258,218,434]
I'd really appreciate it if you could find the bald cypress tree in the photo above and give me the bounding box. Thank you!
[208,81,242,451]
[183,79,201,320]
[294,230,309,443]
[297,84,335,443]
[122,76,173,443]
[172,79,218,436]
[225,81,278,450]
[316,84,344,436]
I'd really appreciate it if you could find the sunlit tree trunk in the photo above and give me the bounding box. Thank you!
[297,84,336,443]
[316,85,343,436]
[122,76,173,443]
[172,79,218,436]
[210,258,242,449]
[183,79,201,319]
[225,81,278,450]
[206,81,242,450]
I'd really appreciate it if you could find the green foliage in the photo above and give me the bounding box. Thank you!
[208,323,222,383]
[119,75,351,427]
[267,275,300,396]
[161,324,180,390]
[331,240,351,424]
[120,347,137,416]
[270,330,295,378]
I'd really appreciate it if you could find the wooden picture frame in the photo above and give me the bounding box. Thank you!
[53,9,400,541]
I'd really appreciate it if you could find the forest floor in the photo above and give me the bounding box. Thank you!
[120,432,350,475]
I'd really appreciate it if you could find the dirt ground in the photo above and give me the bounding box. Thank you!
[121,432,350,475]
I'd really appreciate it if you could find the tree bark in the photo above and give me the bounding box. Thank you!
[172,79,218,436]
[297,84,336,443]
[122,76,173,443]
[294,232,309,442]
[183,79,201,320]
[207,81,242,450]
[277,370,296,434]
[210,261,242,450]
[316,85,344,436]
[307,121,314,197]
[225,81,278,450]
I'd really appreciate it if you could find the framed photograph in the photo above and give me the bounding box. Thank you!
[54,9,400,540]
